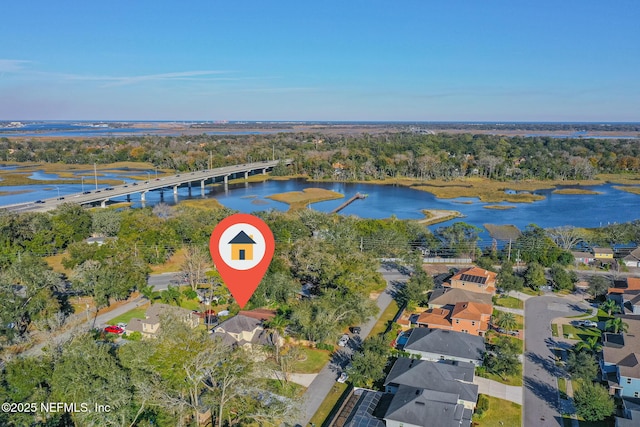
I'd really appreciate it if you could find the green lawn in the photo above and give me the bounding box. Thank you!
[486,331,524,353]
[522,287,541,296]
[477,369,523,387]
[552,323,559,337]
[262,379,306,398]
[179,299,200,310]
[107,307,148,325]
[291,347,332,374]
[558,377,568,399]
[562,324,601,341]
[587,309,613,323]
[474,395,522,427]
[493,295,524,309]
[308,382,349,426]
[368,299,399,337]
[492,309,524,329]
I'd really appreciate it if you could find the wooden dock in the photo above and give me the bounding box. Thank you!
[331,192,367,213]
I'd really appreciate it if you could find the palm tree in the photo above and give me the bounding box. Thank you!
[600,299,620,316]
[493,311,518,332]
[264,314,288,364]
[574,336,602,354]
[605,317,628,334]
[139,284,157,304]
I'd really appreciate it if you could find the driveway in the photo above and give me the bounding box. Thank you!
[474,377,522,404]
[524,296,592,427]
[293,267,407,425]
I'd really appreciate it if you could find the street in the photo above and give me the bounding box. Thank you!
[523,296,592,427]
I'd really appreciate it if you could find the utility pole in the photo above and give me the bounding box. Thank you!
[94,162,98,190]
[272,145,275,161]
[507,239,512,261]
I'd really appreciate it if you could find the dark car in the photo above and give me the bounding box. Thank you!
[350,326,362,334]
[83,191,91,194]
[105,187,114,191]
[132,182,138,186]
[57,197,65,200]
[35,200,45,204]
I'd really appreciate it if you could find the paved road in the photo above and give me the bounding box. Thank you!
[293,267,407,425]
[523,296,592,427]
[148,272,182,291]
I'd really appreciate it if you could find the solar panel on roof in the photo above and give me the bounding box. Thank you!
[459,274,487,284]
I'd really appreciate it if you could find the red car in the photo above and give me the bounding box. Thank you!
[105,325,124,334]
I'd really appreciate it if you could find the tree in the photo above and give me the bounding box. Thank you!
[549,263,577,291]
[566,350,598,382]
[573,382,614,422]
[398,268,433,309]
[523,262,547,290]
[181,245,210,291]
[435,222,482,259]
[546,226,584,250]
[347,335,391,388]
[483,336,521,379]
[574,336,602,354]
[493,311,518,331]
[605,317,628,334]
[599,299,619,316]
[588,275,611,298]
[91,208,121,237]
[496,260,523,293]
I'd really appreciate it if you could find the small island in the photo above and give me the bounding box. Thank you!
[266,188,344,211]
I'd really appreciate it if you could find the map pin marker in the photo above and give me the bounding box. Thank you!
[209,213,275,308]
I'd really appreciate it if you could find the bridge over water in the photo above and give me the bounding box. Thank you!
[3,159,292,213]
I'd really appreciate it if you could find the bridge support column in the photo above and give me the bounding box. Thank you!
[173,185,178,195]
[100,199,108,208]
[200,180,205,190]
[224,174,229,185]
[126,194,131,202]
[141,191,147,201]
[262,168,267,175]
[244,171,248,179]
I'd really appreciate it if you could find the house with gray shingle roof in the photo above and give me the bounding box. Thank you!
[383,386,472,427]
[403,328,485,366]
[384,357,478,409]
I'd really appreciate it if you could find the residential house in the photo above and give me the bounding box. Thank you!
[212,309,278,349]
[229,230,256,261]
[616,397,640,427]
[384,357,478,409]
[572,251,595,266]
[608,278,640,306]
[428,288,493,309]
[601,317,640,398]
[593,247,615,261]
[446,267,497,295]
[383,386,472,427]
[126,303,200,339]
[403,328,485,366]
[416,301,492,337]
[623,248,640,268]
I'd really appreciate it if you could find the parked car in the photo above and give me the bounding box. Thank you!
[338,334,350,347]
[105,325,124,334]
[579,320,598,328]
[337,372,349,383]
[350,326,361,334]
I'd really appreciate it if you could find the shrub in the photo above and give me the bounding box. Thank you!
[475,394,490,419]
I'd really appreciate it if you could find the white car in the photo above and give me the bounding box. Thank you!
[337,372,348,383]
[580,320,598,328]
[338,334,350,347]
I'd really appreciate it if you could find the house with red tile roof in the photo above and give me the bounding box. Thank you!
[416,301,492,337]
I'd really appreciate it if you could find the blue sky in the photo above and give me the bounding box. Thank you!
[1,1,639,121]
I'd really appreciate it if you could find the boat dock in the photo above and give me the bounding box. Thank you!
[331,192,368,213]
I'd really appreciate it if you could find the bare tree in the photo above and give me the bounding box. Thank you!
[181,246,210,291]
[546,225,584,250]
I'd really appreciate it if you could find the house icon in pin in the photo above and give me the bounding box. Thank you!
[229,230,256,261]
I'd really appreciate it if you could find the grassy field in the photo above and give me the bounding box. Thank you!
[552,188,602,195]
[478,368,523,387]
[562,324,601,341]
[613,185,640,195]
[44,253,72,275]
[107,306,148,325]
[558,377,568,399]
[368,300,400,337]
[474,395,522,427]
[291,347,332,374]
[418,209,463,225]
[308,382,349,426]
[149,247,187,274]
[266,187,344,211]
[552,323,559,337]
[493,295,524,309]
[483,204,517,209]
[177,198,224,210]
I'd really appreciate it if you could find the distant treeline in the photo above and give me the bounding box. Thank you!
[2,131,640,180]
